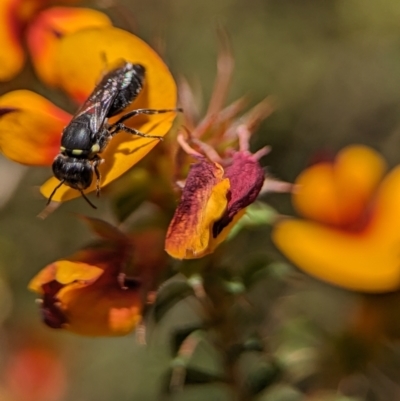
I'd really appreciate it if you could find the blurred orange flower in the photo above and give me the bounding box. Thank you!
[0,27,178,204]
[29,218,143,336]
[272,144,400,293]
[0,1,109,81]
[5,343,66,401]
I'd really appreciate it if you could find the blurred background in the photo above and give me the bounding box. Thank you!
[1,0,400,400]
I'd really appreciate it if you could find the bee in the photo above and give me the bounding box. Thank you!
[48,61,180,208]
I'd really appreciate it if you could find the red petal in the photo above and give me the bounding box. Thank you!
[213,151,265,236]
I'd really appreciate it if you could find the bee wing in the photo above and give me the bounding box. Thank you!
[72,62,143,136]
[74,82,120,135]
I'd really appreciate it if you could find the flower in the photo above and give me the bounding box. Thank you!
[165,155,231,259]
[0,1,110,81]
[272,144,400,293]
[165,129,269,259]
[4,341,67,401]
[0,26,178,204]
[29,217,143,336]
[164,34,289,259]
[26,6,112,86]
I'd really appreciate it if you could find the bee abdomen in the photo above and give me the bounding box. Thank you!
[107,64,145,117]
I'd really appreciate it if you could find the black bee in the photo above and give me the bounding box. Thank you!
[48,61,180,208]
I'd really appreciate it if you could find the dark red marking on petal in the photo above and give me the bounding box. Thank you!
[7,0,24,46]
[0,107,18,117]
[119,275,141,290]
[213,151,264,237]
[50,28,63,39]
[41,281,68,329]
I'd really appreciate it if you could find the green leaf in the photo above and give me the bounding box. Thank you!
[243,337,265,352]
[227,201,278,240]
[164,383,232,400]
[258,384,305,401]
[110,168,151,222]
[238,352,282,395]
[242,259,271,288]
[222,278,246,295]
[153,275,195,323]
[171,330,226,384]
[76,215,128,242]
[246,360,282,395]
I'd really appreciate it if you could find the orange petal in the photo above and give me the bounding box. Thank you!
[40,27,178,202]
[165,158,230,259]
[5,346,67,401]
[0,0,25,81]
[57,275,142,336]
[294,145,387,227]
[0,90,71,165]
[0,0,81,81]
[273,166,400,293]
[27,7,111,86]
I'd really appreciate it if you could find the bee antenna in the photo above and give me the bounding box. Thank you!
[79,190,97,209]
[47,180,65,205]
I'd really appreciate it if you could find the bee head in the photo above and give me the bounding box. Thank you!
[52,155,93,190]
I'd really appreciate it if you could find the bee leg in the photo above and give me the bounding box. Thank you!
[93,158,102,197]
[79,190,97,209]
[110,123,164,140]
[111,107,183,126]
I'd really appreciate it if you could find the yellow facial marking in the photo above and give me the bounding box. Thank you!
[60,146,66,152]
[91,143,100,154]
[72,149,84,156]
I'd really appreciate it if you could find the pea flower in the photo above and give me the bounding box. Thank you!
[0,26,178,204]
[164,33,289,259]
[0,1,111,81]
[165,128,270,259]
[272,144,400,293]
[29,217,143,336]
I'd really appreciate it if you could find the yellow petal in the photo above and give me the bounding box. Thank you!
[28,263,57,293]
[165,159,230,259]
[28,260,103,292]
[53,260,103,285]
[40,27,178,202]
[0,0,25,81]
[273,166,400,293]
[294,145,387,227]
[0,90,71,165]
[27,7,111,86]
